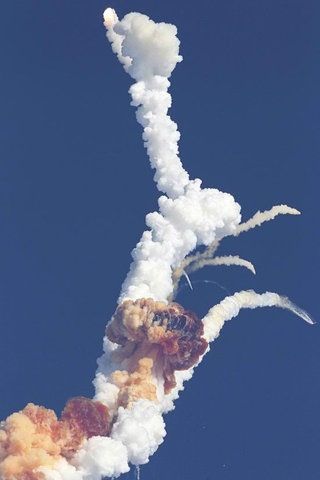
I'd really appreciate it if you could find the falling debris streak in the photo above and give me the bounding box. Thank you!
[178,279,232,297]
[135,465,140,480]
[182,270,193,290]
[0,6,312,480]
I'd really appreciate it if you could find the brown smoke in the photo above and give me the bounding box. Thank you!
[111,357,157,407]
[107,298,208,393]
[60,397,110,457]
[0,398,110,480]
[0,407,59,480]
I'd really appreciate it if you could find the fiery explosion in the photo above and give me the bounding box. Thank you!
[0,6,313,480]
[108,299,208,393]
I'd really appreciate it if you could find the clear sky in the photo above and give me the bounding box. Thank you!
[0,1,319,479]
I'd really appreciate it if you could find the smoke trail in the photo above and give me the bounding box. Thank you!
[202,290,314,343]
[234,205,300,235]
[104,8,186,198]
[187,255,256,275]
[0,8,312,480]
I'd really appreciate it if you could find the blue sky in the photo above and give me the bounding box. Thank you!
[0,1,319,478]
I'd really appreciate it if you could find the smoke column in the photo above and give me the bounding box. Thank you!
[0,7,313,480]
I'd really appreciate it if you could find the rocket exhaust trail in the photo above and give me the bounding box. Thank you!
[0,7,313,480]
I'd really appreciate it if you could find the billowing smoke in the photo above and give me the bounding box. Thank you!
[0,7,313,480]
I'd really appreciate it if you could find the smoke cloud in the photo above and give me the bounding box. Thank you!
[0,7,313,480]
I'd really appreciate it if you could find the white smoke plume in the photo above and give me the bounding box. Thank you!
[0,7,313,480]
[103,8,242,303]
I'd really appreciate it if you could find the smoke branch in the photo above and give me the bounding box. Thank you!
[234,204,300,236]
